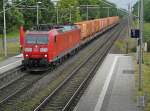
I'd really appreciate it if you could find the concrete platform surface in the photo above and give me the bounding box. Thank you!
[0,54,23,74]
[73,54,137,111]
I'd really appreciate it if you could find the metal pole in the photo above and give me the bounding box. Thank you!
[86,5,89,20]
[116,8,118,16]
[37,3,39,26]
[99,0,113,7]
[99,7,101,18]
[3,0,7,56]
[136,0,140,64]
[107,7,110,17]
[139,0,144,91]
[138,0,140,28]
[70,9,72,22]
[56,6,59,24]
[128,4,131,38]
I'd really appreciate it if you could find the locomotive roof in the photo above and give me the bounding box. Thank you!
[26,31,50,35]
[27,24,79,34]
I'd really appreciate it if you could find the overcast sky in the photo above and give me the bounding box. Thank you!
[107,0,138,9]
[51,0,138,10]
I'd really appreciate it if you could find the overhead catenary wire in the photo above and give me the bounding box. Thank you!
[0,0,28,14]
[1,0,29,57]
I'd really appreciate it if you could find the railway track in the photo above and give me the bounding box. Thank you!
[63,22,126,111]
[0,19,126,111]
[0,66,24,88]
[33,21,125,111]
[0,71,49,104]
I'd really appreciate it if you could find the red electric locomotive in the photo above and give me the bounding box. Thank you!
[22,25,81,71]
[21,16,119,71]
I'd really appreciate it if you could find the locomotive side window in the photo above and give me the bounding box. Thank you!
[26,35,48,44]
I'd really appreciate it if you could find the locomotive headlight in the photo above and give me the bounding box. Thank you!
[25,54,29,57]
[44,54,48,58]
[40,48,48,52]
[24,48,32,52]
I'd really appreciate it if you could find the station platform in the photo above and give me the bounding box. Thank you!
[73,54,137,111]
[0,54,23,74]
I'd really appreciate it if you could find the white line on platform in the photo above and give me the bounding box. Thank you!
[0,60,22,71]
[94,56,119,111]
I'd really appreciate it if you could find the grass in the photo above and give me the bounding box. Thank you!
[114,40,126,52]
[0,29,20,61]
[119,21,150,110]
[0,42,20,61]
[0,57,4,61]
[0,29,19,39]
[7,30,19,38]
[115,21,150,111]
[133,53,150,111]
[114,37,136,53]
[131,22,150,110]
[142,53,150,111]
[144,23,150,44]
[144,23,150,36]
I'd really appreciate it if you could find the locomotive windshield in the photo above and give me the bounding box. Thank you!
[26,35,48,44]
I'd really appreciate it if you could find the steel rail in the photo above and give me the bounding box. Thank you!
[0,66,26,90]
[0,71,51,105]
[0,20,121,110]
[0,66,23,79]
[0,23,116,107]
[62,22,124,111]
[0,74,38,104]
[0,72,26,90]
[33,22,123,111]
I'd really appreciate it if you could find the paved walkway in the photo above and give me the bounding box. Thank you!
[73,54,137,111]
[0,54,23,74]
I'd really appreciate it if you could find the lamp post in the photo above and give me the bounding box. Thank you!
[80,5,113,19]
[69,6,73,22]
[36,1,42,26]
[128,3,131,38]
[98,0,117,17]
[138,0,144,91]
[116,7,118,16]
[56,6,59,24]
[86,5,89,20]
[102,7,110,17]
[136,0,140,71]
[3,0,7,56]
[52,0,59,24]
[107,7,110,17]
[138,0,140,28]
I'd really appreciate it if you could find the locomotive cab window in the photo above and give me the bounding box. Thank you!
[26,34,48,44]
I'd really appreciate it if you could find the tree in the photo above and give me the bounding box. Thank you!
[16,0,55,29]
[144,1,150,22]
[57,0,81,23]
[0,0,119,33]
[40,0,55,24]
[133,0,150,51]
[79,0,100,20]
[0,0,2,12]
[133,0,150,22]
[0,0,24,32]
[78,0,117,20]
[6,7,24,32]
